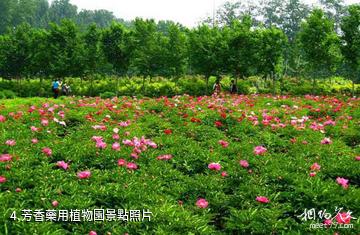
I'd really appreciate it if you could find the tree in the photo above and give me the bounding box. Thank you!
[101,22,130,95]
[33,0,50,28]
[0,23,32,79]
[47,20,84,79]
[227,16,260,82]
[77,9,117,29]
[129,19,161,78]
[319,0,346,32]
[214,0,260,27]
[162,23,188,78]
[340,4,360,95]
[28,28,50,78]
[259,27,288,94]
[298,9,342,93]
[0,0,13,34]
[83,24,104,75]
[189,25,229,94]
[101,22,130,75]
[48,0,78,25]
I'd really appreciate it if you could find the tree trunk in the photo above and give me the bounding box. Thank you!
[312,77,316,95]
[272,73,276,96]
[116,76,119,97]
[90,76,94,96]
[206,75,209,95]
[352,79,355,97]
[142,76,146,95]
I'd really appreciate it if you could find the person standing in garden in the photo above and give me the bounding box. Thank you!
[52,79,60,99]
[61,82,71,96]
[230,80,238,94]
[213,78,222,95]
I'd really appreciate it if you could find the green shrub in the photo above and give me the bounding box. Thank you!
[100,91,116,99]
[0,89,16,98]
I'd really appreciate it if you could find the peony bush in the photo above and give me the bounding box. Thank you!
[0,94,359,234]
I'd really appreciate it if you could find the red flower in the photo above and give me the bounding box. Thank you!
[164,129,172,135]
[190,117,201,123]
[215,121,223,127]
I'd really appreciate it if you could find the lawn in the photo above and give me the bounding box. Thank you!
[0,94,359,234]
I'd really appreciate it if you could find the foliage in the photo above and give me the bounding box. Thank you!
[0,95,359,234]
[340,5,360,84]
[298,9,342,78]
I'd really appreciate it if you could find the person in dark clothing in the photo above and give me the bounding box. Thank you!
[230,80,238,94]
[61,83,71,96]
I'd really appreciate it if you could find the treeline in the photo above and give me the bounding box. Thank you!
[0,0,359,94]
[0,0,127,34]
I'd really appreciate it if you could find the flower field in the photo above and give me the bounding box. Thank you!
[0,94,359,234]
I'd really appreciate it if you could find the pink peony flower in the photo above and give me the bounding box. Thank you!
[89,231,97,235]
[310,163,321,171]
[56,161,69,170]
[117,159,127,166]
[324,120,336,126]
[355,156,360,161]
[256,196,270,203]
[323,219,333,227]
[0,154,12,162]
[0,115,6,122]
[41,119,49,126]
[157,154,173,160]
[5,139,16,146]
[31,138,39,144]
[321,137,332,145]
[77,171,91,179]
[335,212,352,224]
[221,171,228,177]
[112,134,120,140]
[15,188,22,192]
[336,177,349,189]
[122,139,133,146]
[196,198,208,208]
[119,121,130,127]
[254,146,267,155]
[0,176,6,183]
[146,140,157,149]
[42,147,52,157]
[92,125,106,131]
[309,172,317,177]
[218,140,229,148]
[96,141,107,149]
[52,200,59,207]
[126,162,138,170]
[91,136,103,142]
[130,153,139,159]
[239,160,249,168]
[31,126,39,132]
[208,162,221,171]
[112,142,120,151]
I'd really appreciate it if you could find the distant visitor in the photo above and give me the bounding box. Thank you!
[230,80,238,94]
[52,79,60,99]
[213,78,222,95]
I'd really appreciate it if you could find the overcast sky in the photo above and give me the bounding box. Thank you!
[61,0,360,27]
